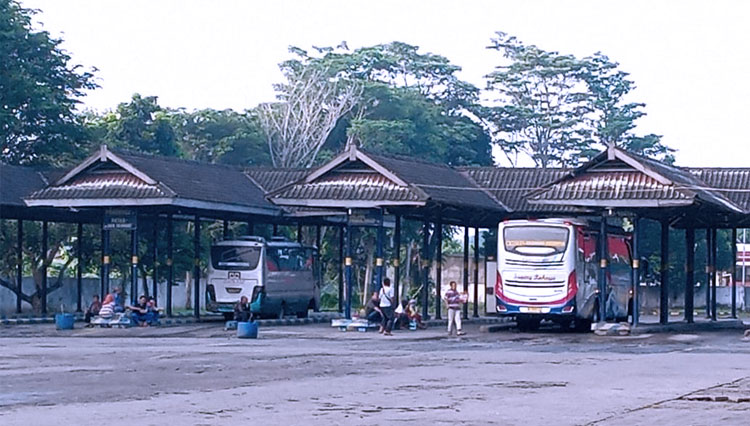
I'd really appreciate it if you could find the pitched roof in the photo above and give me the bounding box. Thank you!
[461,167,574,214]
[26,146,280,216]
[0,163,51,207]
[245,168,311,193]
[269,144,505,215]
[527,146,745,213]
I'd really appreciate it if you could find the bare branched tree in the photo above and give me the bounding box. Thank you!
[258,65,362,168]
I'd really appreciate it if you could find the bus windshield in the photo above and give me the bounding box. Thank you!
[266,247,314,272]
[211,246,261,270]
[503,226,569,256]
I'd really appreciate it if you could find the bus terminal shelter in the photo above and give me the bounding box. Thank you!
[2,143,749,327]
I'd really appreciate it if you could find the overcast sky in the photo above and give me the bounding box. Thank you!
[20,0,750,167]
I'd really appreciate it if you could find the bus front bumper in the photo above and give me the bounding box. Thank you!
[495,296,576,317]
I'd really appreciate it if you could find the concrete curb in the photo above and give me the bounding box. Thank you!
[631,319,748,335]
[1,313,342,329]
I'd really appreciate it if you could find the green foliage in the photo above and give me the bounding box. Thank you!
[0,0,97,166]
[486,32,674,167]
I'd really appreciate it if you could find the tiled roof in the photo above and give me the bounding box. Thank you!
[688,168,750,213]
[461,167,574,213]
[245,168,310,193]
[0,163,50,207]
[364,151,504,211]
[28,169,171,201]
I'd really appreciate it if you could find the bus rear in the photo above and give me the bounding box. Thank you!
[496,220,579,330]
[206,237,264,318]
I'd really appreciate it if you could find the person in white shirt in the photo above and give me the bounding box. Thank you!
[378,278,395,336]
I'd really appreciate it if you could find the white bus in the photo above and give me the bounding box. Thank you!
[206,236,321,320]
[496,219,632,331]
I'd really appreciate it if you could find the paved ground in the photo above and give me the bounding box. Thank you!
[1,322,749,425]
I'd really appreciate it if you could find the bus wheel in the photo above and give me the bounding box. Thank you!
[574,318,592,332]
[277,303,286,320]
[517,316,540,332]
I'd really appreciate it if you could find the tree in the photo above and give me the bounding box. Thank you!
[171,108,271,166]
[579,53,674,162]
[85,94,179,156]
[485,32,590,168]
[258,47,362,168]
[486,32,674,167]
[0,0,97,166]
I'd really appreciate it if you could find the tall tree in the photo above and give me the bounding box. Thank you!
[258,47,362,168]
[85,94,179,156]
[579,52,674,162]
[485,32,590,169]
[0,0,97,166]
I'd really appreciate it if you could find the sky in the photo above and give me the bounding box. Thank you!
[20,0,750,167]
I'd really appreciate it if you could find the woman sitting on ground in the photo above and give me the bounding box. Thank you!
[407,300,427,329]
[98,294,115,320]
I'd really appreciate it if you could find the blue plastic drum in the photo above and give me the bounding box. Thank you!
[55,313,75,330]
[237,321,258,339]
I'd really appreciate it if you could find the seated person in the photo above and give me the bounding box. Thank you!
[144,297,162,326]
[234,295,252,322]
[84,295,102,324]
[393,299,410,330]
[407,299,427,329]
[364,291,382,324]
[98,294,115,320]
[112,287,125,313]
[127,295,149,326]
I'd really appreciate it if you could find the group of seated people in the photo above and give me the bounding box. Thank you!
[364,292,427,330]
[84,287,162,327]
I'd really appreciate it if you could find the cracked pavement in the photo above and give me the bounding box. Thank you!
[1,323,749,425]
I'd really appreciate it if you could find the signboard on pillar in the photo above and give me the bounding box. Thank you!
[103,209,137,230]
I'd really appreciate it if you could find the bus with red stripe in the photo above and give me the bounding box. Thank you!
[496,219,632,331]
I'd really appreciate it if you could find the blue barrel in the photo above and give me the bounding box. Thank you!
[55,313,75,330]
[237,321,258,339]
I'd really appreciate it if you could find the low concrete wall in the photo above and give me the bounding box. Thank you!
[0,276,192,316]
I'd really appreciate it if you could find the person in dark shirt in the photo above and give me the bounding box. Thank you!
[128,295,149,326]
[84,295,101,324]
[234,295,252,322]
[364,291,382,324]
[145,297,162,326]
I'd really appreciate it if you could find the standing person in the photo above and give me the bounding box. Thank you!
[444,281,466,336]
[378,278,395,336]
[84,295,101,324]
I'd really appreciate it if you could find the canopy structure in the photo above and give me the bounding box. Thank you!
[2,143,750,324]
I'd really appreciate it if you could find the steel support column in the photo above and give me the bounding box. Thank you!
[375,210,385,291]
[16,220,23,313]
[315,225,321,249]
[297,223,303,243]
[421,221,430,320]
[473,227,480,318]
[711,227,717,321]
[685,228,695,323]
[598,216,608,322]
[101,227,110,300]
[394,216,401,304]
[338,225,344,313]
[273,224,279,236]
[706,228,712,318]
[247,220,254,236]
[193,216,201,319]
[152,220,158,304]
[76,222,83,312]
[659,220,669,325]
[463,226,470,320]
[435,218,442,320]
[41,221,48,314]
[631,217,640,326]
[166,215,174,317]
[223,220,229,239]
[732,228,738,318]
[344,222,353,319]
[130,228,138,304]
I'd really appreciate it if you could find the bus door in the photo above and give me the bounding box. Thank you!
[576,229,599,317]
